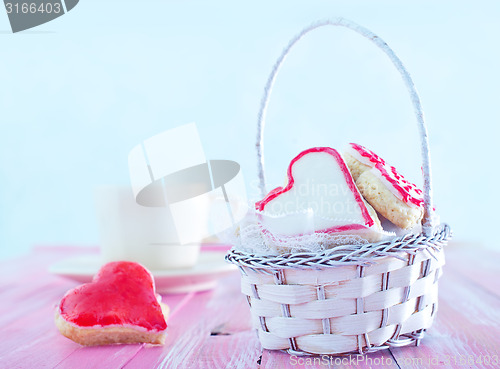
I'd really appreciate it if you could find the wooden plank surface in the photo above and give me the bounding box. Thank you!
[0,243,499,368]
[388,247,500,369]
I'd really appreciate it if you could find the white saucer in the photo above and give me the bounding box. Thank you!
[49,251,237,294]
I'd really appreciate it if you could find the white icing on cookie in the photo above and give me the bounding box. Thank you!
[256,147,379,236]
[347,143,423,208]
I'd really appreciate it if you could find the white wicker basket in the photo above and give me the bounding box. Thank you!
[226,18,451,356]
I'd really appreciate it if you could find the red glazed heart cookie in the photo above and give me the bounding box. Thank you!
[55,261,168,346]
[344,143,424,229]
[256,147,383,243]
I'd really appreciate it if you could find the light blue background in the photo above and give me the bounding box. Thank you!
[1,0,498,259]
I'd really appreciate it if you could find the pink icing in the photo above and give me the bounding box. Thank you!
[349,143,423,208]
[59,261,167,332]
[375,163,424,207]
[260,223,371,243]
[349,142,386,166]
[255,147,375,228]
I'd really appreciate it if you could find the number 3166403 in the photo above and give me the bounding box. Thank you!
[5,2,62,14]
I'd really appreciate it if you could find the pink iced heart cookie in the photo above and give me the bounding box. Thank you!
[256,147,382,242]
[344,143,424,229]
[55,261,168,346]
[343,142,386,181]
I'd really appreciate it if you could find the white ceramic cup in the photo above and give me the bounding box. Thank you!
[94,185,203,270]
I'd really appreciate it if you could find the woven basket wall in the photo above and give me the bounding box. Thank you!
[226,18,452,356]
[232,243,446,355]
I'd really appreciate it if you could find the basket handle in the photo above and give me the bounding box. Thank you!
[256,18,435,236]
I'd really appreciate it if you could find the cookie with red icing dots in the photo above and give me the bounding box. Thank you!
[343,142,386,181]
[55,261,169,346]
[344,143,424,229]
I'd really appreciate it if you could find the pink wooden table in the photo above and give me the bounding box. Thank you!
[1,243,499,369]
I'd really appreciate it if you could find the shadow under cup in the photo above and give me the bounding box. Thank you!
[94,186,203,270]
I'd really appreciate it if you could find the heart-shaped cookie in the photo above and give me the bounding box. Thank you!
[55,261,167,346]
[256,147,382,240]
[344,143,424,229]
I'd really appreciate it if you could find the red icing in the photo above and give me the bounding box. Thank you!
[349,142,386,166]
[260,223,370,243]
[349,143,423,208]
[255,147,374,228]
[59,261,167,331]
[375,163,423,207]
